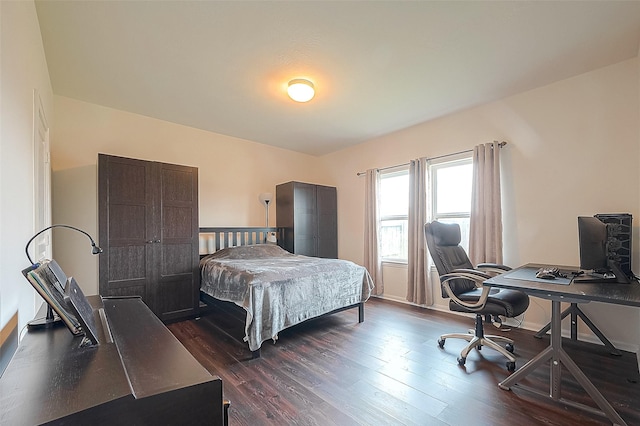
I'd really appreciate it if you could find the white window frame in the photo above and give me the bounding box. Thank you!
[430,155,473,251]
[379,166,409,264]
[32,90,52,263]
[377,154,473,264]
[32,90,51,315]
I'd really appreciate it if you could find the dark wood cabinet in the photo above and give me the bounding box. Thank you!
[276,181,337,258]
[98,154,199,321]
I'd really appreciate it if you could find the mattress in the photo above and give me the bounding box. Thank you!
[200,244,373,351]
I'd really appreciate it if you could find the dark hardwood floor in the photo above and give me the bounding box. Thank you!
[168,297,640,426]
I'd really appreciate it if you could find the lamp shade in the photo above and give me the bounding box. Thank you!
[287,79,315,102]
[259,192,273,205]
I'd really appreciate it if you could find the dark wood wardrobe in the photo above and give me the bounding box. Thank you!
[98,154,199,322]
[276,181,337,258]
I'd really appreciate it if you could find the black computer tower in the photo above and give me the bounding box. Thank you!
[595,213,633,276]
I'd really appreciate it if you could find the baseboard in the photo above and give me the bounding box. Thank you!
[375,294,411,305]
[0,312,19,377]
[376,295,640,356]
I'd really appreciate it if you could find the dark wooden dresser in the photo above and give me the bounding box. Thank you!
[98,154,200,322]
[276,181,337,258]
[0,296,225,425]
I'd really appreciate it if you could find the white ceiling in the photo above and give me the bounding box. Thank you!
[35,1,640,156]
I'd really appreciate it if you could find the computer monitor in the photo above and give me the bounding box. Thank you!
[578,216,608,271]
[576,216,630,283]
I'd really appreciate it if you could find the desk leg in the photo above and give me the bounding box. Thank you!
[573,304,622,356]
[550,300,562,399]
[499,300,628,426]
[498,346,553,391]
[499,302,560,391]
[535,303,621,356]
[534,305,570,338]
[559,347,627,425]
[570,306,578,340]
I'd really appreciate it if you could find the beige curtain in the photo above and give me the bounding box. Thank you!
[364,168,383,295]
[406,158,432,305]
[469,142,503,265]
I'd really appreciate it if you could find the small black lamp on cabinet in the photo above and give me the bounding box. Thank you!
[23,224,102,329]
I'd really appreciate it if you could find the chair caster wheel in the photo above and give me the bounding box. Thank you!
[507,361,516,372]
[506,343,514,353]
[457,356,466,366]
[437,338,445,349]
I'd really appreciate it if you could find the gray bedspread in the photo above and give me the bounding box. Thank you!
[200,244,374,351]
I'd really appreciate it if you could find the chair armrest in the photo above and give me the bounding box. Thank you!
[476,263,511,275]
[440,269,491,311]
[446,268,493,280]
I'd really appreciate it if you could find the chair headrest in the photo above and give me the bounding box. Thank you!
[425,221,461,246]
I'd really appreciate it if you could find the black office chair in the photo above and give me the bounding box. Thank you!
[425,221,530,371]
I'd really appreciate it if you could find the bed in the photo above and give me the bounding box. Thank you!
[199,227,374,357]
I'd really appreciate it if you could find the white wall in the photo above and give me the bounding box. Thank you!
[0,1,54,333]
[321,58,640,352]
[51,96,328,296]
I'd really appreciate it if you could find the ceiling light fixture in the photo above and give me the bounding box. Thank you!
[287,79,315,102]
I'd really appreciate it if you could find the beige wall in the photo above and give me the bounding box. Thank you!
[0,1,54,332]
[51,96,326,295]
[321,58,640,352]
[3,0,638,360]
[48,51,640,353]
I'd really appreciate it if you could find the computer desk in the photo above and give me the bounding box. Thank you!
[484,263,640,426]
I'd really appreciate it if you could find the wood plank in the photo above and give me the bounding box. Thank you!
[169,297,640,426]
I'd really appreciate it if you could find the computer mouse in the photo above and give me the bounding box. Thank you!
[536,272,556,280]
[536,267,558,279]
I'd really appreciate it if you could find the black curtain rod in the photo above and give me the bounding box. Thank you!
[356,141,507,176]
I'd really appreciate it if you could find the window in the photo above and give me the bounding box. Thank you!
[431,157,473,252]
[377,155,473,263]
[379,167,409,262]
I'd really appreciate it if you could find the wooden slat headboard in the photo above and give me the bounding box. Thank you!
[199,227,279,255]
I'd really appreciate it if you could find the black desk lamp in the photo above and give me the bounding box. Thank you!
[24,224,102,328]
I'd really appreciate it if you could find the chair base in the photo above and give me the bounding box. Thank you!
[438,314,517,371]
